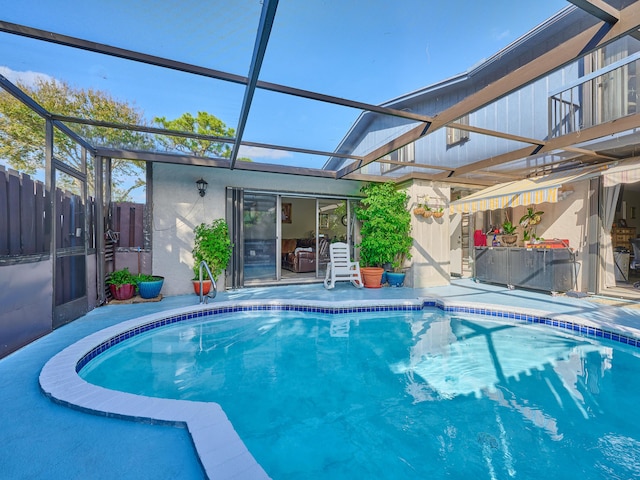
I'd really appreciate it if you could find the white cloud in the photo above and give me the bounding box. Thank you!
[238,145,293,160]
[0,66,55,88]
[493,29,510,41]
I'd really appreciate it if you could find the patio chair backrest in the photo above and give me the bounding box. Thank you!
[323,241,363,289]
[329,242,352,267]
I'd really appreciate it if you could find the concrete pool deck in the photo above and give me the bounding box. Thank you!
[4,279,640,479]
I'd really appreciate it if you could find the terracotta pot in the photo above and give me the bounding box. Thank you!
[109,283,135,301]
[193,279,212,296]
[361,267,384,288]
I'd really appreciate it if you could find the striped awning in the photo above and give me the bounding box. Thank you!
[603,158,640,187]
[449,168,601,214]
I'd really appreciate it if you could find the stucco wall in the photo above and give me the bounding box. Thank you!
[406,180,451,287]
[152,164,362,295]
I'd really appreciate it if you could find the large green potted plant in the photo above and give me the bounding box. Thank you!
[192,218,233,295]
[355,182,413,288]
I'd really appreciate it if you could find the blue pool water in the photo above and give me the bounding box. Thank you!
[80,308,640,479]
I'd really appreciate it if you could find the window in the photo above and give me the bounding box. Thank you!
[446,114,470,147]
[379,142,415,174]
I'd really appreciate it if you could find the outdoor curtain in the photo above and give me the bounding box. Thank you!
[601,184,621,288]
[601,159,640,288]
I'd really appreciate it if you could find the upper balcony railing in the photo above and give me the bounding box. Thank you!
[549,52,640,139]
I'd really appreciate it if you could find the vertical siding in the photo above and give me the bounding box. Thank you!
[0,167,8,256]
[7,168,20,254]
[0,167,50,257]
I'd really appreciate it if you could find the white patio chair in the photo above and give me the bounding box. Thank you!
[324,242,363,289]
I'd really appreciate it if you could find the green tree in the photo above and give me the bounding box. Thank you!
[154,111,236,158]
[355,182,413,271]
[0,78,149,200]
[192,219,233,279]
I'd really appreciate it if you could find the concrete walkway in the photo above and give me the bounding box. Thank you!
[2,279,640,479]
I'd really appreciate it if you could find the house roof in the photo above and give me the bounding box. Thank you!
[2,1,640,187]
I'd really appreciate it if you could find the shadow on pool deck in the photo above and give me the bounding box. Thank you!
[2,279,640,479]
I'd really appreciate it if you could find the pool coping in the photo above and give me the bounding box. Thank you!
[39,295,640,480]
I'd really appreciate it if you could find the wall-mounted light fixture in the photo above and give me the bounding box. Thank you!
[196,178,208,197]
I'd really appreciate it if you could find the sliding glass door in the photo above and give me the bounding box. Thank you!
[243,192,277,283]
[317,199,349,279]
[226,188,356,287]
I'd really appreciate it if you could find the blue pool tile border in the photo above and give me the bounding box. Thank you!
[75,300,640,373]
[440,303,639,348]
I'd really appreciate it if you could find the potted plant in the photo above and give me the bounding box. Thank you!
[355,182,413,288]
[106,267,136,301]
[501,219,518,246]
[134,273,164,299]
[432,206,445,219]
[192,218,233,295]
[519,207,544,246]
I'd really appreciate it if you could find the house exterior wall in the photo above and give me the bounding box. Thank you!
[358,69,570,177]
[152,163,362,295]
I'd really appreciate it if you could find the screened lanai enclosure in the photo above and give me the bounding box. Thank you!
[4,0,640,357]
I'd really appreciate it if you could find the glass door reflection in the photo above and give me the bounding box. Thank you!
[243,193,277,283]
[317,199,348,279]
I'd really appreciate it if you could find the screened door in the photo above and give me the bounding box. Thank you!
[53,168,88,327]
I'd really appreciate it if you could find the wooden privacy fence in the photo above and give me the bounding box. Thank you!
[0,166,132,258]
[0,165,145,260]
[110,202,146,249]
[0,166,50,257]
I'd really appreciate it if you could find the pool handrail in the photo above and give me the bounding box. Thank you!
[198,260,217,304]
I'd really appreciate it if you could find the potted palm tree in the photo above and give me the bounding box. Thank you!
[192,218,233,295]
[355,182,413,288]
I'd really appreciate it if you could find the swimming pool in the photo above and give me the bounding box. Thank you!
[74,305,640,479]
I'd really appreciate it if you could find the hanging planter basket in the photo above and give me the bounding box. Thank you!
[422,210,433,218]
[413,206,425,215]
[433,210,444,218]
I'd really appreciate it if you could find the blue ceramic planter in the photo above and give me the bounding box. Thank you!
[385,272,405,287]
[137,277,164,299]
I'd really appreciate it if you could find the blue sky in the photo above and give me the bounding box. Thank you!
[1,0,569,168]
